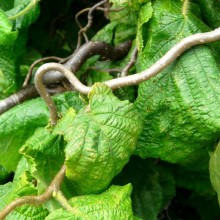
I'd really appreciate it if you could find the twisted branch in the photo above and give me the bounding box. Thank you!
[35,27,220,125]
[0,41,131,115]
[23,56,64,87]
[106,27,220,89]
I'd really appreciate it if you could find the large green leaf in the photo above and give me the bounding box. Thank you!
[20,128,66,192]
[0,92,84,171]
[55,83,142,195]
[134,0,220,164]
[45,184,133,220]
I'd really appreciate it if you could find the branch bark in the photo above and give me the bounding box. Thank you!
[42,40,132,85]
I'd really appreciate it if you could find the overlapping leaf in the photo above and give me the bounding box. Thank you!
[54,83,142,195]
[134,0,220,164]
[45,184,133,220]
[0,92,84,171]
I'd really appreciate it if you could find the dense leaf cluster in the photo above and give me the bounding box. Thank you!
[0,0,220,219]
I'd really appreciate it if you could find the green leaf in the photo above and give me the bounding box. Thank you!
[134,0,220,164]
[20,124,78,211]
[109,6,137,44]
[171,163,214,194]
[113,157,175,220]
[56,83,142,195]
[0,165,11,184]
[0,92,84,171]
[109,0,150,9]
[0,9,19,98]
[196,0,220,29]
[188,192,220,220]
[136,2,153,52]
[6,0,40,29]
[20,127,66,192]
[0,0,14,11]
[0,157,49,219]
[210,141,220,205]
[45,184,133,220]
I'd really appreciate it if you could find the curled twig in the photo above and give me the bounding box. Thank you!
[23,56,64,87]
[121,47,138,77]
[35,27,220,125]
[35,63,90,125]
[75,5,124,43]
[76,0,108,49]
[0,165,66,219]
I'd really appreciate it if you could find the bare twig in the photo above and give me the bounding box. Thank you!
[0,165,66,220]
[106,27,220,89]
[121,47,138,77]
[76,0,108,49]
[75,8,90,43]
[23,56,63,87]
